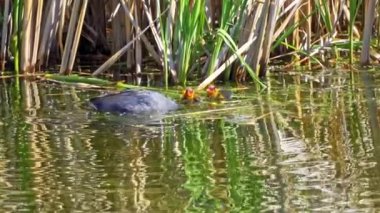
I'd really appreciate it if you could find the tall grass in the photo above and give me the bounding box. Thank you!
[174,0,206,85]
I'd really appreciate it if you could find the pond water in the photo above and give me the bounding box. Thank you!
[0,70,379,212]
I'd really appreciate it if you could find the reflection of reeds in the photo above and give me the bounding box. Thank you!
[0,73,380,210]
[173,117,266,211]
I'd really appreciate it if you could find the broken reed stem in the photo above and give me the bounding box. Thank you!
[92,24,152,76]
[197,36,257,90]
[119,0,162,65]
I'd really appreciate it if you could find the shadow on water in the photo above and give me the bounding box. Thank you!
[0,71,379,212]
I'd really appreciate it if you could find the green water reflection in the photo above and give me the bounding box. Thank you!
[0,70,379,212]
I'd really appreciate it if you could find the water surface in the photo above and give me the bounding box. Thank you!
[0,70,379,212]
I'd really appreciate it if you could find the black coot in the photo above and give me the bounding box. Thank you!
[89,90,179,115]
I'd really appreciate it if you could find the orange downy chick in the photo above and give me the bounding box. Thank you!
[182,87,200,102]
[206,85,232,100]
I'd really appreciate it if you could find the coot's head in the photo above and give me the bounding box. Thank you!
[182,87,199,102]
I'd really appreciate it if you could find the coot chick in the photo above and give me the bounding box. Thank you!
[206,85,232,100]
[89,90,179,115]
[182,87,200,103]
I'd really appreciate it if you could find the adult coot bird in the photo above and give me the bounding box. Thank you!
[89,90,179,115]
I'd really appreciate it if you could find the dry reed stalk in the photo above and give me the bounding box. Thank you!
[237,2,254,48]
[197,36,257,90]
[58,0,68,54]
[248,0,269,73]
[37,0,55,69]
[0,0,10,71]
[306,0,311,68]
[31,0,44,71]
[66,0,88,73]
[120,0,162,65]
[126,0,134,71]
[292,0,300,64]
[92,24,152,76]
[59,0,81,74]
[360,0,376,65]
[270,0,301,65]
[165,0,178,81]
[259,0,280,77]
[111,1,125,54]
[233,1,262,80]
[166,105,256,118]
[21,0,34,73]
[134,1,142,85]
[244,1,263,65]
[111,0,125,80]
[273,1,301,40]
[141,0,164,55]
[109,0,126,79]
[50,0,64,61]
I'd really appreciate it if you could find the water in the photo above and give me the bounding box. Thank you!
[0,70,379,212]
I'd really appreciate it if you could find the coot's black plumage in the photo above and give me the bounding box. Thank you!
[89,90,179,115]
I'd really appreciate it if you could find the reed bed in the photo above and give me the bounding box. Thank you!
[0,0,377,87]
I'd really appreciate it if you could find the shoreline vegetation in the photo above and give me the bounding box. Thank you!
[0,0,378,89]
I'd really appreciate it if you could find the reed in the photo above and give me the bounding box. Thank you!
[10,0,22,74]
[0,0,10,71]
[30,0,43,71]
[175,0,206,85]
[207,0,245,78]
[37,0,62,70]
[0,1,378,86]
[66,0,88,74]
[59,0,84,75]
[349,0,362,64]
[360,0,375,65]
